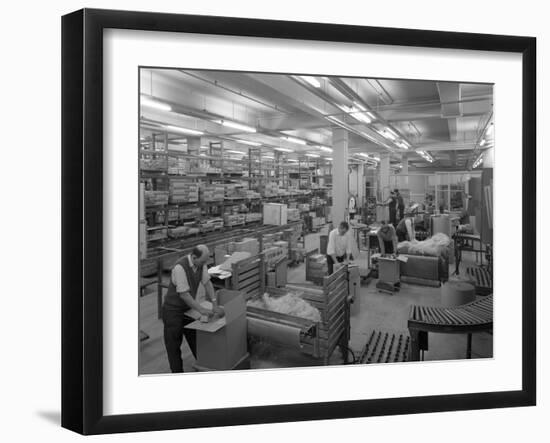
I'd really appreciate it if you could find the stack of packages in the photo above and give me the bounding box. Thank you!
[167,208,179,222]
[263,245,286,269]
[224,213,246,227]
[200,184,225,202]
[140,157,166,171]
[183,221,200,235]
[144,190,169,206]
[200,218,224,232]
[287,208,300,221]
[260,182,279,197]
[179,207,202,220]
[168,226,190,238]
[245,212,262,223]
[147,227,167,241]
[167,156,190,175]
[230,238,260,256]
[245,189,261,199]
[297,203,310,212]
[307,253,328,283]
[224,184,244,200]
[169,180,199,203]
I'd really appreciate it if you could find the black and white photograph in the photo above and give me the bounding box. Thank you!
[138,69,494,375]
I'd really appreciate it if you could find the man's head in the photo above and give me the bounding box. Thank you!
[394,189,400,195]
[190,245,210,266]
[338,221,349,236]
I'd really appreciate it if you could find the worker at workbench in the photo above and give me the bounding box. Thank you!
[377,221,398,255]
[395,189,405,221]
[380,191,398,225]
[326,221,354,274]
[162,245,221,373]
[395,216,415,242]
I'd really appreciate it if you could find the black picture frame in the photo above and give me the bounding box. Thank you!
[61,8,536,435]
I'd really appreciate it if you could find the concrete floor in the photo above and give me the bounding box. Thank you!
[139,230,492,374]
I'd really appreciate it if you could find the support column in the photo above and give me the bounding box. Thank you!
[379,153,391,199]
[356,163,365,208]
[331,128,349,226]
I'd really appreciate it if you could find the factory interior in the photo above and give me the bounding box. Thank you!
[138,69,494,374]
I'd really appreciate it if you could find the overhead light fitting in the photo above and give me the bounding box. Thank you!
[226,150,247,155]
[274,147,293,153]
[317,146,333,152]
[397,141,409,150]
[338,104,372,124]
[326,157,333,161]
[287,158,299,162]
[417,150,434,163]
[299,76,321,88]
[214,119,256,133]
[480,139,486,147]
[473,153,484,168]
[305,153,320,158]
[262,155,275,160]
[141,96,172,112]
[164,125,204,136]
[486,123,494,137]
[281,136,307,145]
[379,128,397,141]
[236,139,261,146]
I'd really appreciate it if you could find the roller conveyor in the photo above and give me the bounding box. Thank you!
[359,330,410,364]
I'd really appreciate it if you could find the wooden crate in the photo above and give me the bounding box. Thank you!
[229,253,266,300]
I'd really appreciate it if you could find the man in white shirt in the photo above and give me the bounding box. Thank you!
[326,221,353,274]
[161,245,219,373]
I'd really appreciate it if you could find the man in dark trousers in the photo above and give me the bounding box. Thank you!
[395,189,405,221]
[382,191,398,226]
[161,245,219,373]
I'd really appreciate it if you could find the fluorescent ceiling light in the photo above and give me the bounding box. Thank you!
[274,147,293,153]
[398,141,409,150]
[300,76,321,88]
[326,157,333,161]
[417,150,434,163]
[380,129,397,141]
[480,139,486,147]
[473,153,484,168]
[164,125,204,136]
[236,139,261,146]
[226,150,246,155]
[281,136,307,145]
[287,158,299,162]
[318,146,333,152]
[305,153,320,158]
[486,123,494,137]
[214,119,256,133]
[338,104,372,124]
[358,153,370,158]
[141,96,172,112]
[262,155,275,160]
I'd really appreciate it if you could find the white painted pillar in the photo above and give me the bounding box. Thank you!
[356,162,365,208]
[379,153,391,200]
[331,128,349,226]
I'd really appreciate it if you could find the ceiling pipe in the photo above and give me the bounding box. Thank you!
[327,77,415,149]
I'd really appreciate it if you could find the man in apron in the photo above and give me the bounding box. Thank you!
[161,245,219,373]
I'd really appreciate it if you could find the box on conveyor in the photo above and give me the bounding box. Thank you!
[231,238,260,256]
[263,203,288,226]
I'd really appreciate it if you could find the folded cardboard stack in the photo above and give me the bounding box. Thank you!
[287,208,301,222]
[169,181,199,203]
[144,190,169,206]
[245,212,262,223]
[200,184,225,202]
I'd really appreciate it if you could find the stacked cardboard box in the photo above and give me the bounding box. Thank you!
[200,184,225,202]
[231,238,260,256]
[169,181,199,203]
[144,190,169,206]
[307,253,328,281]
[200,218,224,232]
[140,158,167,171]
[263,203,288,225]
[167,157,190,175]
[224,213,246,227]
[259,182,279,197]
[245,212,262,223]
[168,226,190,238]
[298,203,310,212]
[263,245,286,268]
[147,227,167,241]
[287,208,300,222]
[179,207,202,220]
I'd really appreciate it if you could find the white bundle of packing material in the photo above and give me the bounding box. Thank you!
[248,292,321,322]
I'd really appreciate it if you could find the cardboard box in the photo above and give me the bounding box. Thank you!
[185,290,248,370]
[263,203,288,226]
[378,257,400,284]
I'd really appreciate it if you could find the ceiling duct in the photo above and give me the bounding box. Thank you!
[436,82,463,118]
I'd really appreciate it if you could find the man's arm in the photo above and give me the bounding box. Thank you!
[377,233,386,255]
[392,228,398,255]
[179,291,210,315]
[326,231,338,262]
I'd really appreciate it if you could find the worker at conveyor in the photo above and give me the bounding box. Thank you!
[380,191,398,225]
[161,245,221,373]
[395,216,415,242]
[395,189,405,221]
[377,221,398,255]
[326,221,354,274]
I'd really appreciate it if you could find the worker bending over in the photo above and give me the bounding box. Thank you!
[396,216,415,242]
[326,221,354,274]
[161,245,221,373]
[377,221,398,256]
